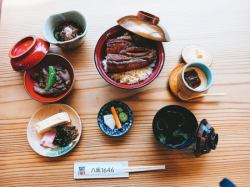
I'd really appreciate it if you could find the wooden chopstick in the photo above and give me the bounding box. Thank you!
[178,92,226,101]
[123,165,165,173]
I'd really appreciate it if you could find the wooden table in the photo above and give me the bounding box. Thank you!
[1,0,250,186]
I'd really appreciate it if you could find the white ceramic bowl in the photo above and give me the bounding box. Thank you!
[43,10,87,49]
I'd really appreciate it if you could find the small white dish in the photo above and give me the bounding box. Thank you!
[27,104,82,157]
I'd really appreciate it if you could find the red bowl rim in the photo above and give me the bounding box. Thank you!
[24,53,75,103]
[94,25,165,89]
[9,35,37,59]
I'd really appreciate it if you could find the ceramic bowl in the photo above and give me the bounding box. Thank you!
[152,105,198,150]
[9,36,49,71]
[24,53,75,103]
[43,10,87,49]
[181,62,213,92]
[94,25,165,89]
[27,104,82,157]
[97,100,133,137]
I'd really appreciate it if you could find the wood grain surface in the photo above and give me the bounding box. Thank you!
[1,0,250,186]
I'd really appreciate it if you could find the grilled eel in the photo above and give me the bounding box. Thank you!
[105,37,156,73]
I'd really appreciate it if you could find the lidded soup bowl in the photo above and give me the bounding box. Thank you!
[152,105,218,156]
[9,36,75,103]
[95,11,170,89]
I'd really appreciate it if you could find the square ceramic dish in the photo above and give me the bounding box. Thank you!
[43,10,87,49]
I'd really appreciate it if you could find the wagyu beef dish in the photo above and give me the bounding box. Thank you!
[24,54,75,103]
[103,32,158,85]
[30,64,72,97]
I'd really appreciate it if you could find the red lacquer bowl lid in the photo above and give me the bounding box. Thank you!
[94,25,165,89]
[9,36,50,71]
[24,53,75,103]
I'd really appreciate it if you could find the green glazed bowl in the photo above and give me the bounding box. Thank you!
[43,10,88,49]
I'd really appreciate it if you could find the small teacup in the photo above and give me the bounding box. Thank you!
[177,62,213,100]
[43,10,87,49]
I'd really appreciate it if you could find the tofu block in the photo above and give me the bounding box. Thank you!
[35,112,71,134]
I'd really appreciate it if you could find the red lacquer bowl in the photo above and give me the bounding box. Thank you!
[24,53,75,103]
[94,25,165,89]
[9,36,50,71]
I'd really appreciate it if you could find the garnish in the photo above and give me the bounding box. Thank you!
[53,125,78,147]
[115,107,123,113]
[111,106,122,129]
[118,112,128,123]
[45,66,57,91]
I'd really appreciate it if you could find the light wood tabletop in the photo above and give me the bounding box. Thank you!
[1,0,250,186]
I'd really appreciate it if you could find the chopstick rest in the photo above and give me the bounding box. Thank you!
[74,161,165,179]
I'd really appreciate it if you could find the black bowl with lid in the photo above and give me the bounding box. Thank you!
[152,105,218,156]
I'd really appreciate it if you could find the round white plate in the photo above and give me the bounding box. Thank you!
[27,104,82,157]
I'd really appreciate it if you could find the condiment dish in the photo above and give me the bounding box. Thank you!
[97,100,133,137]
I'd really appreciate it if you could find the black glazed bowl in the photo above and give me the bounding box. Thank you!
[152,105,198,150]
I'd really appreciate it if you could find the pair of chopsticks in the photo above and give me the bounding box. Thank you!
[123,165,165,173]
[178,92,226,101]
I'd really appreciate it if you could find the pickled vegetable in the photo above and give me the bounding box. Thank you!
[115,107,123,113]
[118,112,128,123]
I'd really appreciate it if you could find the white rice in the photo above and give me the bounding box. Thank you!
[102,60,155,85]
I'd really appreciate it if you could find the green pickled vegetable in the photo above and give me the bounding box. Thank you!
[115,107,123,113]
[118,112,128,123]
[45,66,56,91]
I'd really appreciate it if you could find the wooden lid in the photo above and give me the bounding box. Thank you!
[182,45,213,66]
[117,11,170,42]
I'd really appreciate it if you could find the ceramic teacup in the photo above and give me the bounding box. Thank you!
[177,62,213,100]
[43,10,87,49]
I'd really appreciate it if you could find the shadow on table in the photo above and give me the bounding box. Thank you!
[149,136,207,176]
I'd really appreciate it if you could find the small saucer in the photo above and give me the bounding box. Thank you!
[168,63,184,98]
[97,100,133,137]
[27,104,82,157]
